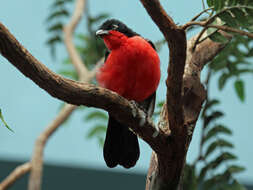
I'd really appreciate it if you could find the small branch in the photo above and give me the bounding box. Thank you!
[208,24,253,39]
[0,162,31,190]
[63,0,88,79]
[182,21,253,39]
[191,8,212,21]
[28,104,76,190]
[192,26,207,51]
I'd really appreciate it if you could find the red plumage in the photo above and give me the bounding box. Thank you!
[96,30,160,102]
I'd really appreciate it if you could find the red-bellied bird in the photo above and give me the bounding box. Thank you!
[96,19,160,168]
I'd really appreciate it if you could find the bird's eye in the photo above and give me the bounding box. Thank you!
[112,24,118,30]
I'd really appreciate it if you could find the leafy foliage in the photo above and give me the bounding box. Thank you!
[46,0,73,58]
[182,2,252,188]
[84,110,107,147]
[198,1,253,102]
[209,34,253,102]
[183,97,245,189]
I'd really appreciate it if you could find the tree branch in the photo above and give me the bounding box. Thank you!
[140,0,186,134]
[145,32,231,190]
[63,0,88,79]
[182,22,253,39]
[139,1,188,189]
[0,20,166,152]
[0,162,31,190]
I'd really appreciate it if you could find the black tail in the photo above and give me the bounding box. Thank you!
[103,92,156,168]
[103,115,140,168]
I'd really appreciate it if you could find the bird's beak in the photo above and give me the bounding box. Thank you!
[96,29,109,37]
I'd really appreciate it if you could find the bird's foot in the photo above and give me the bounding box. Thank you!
[129,100,147,127]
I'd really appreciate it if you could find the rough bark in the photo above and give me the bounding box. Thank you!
[139,1,232,189]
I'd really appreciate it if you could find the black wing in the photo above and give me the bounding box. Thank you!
[138,38,157,116]
[146,38,157,51]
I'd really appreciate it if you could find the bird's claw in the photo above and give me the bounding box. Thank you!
[129,100,147,127]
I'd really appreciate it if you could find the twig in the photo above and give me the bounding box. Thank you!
[0,162,31,190]
[63,0,88,80]
[191,26,208,51]
[182,5,253,30]
[184,21,253,39]
[191,8,212,21]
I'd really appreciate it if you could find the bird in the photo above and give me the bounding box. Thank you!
[96,19,160,168]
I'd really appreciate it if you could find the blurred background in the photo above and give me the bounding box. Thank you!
[0,0,252,189]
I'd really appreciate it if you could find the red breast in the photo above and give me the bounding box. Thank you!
[97,30,160,102]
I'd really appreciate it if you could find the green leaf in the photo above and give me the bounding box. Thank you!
[46,9,69,21]
[212,152,237,168]
[156,101,165,108]
[204,111,224,128]
[234,79,245,102]
[207,0,214,7]
[231,8,249,28]
[85,111,108,121]
[202,174,230,190]
[87,125,106,138]
[209,31,229,43]
[46,35,62,45]
[200,152,237,181]
[209,60,227,71]
[227,0,238,6]
[203,125,232,143]
[201,99,220,118]
[0,109,14,132]
[214,0,225,11]
[51,0,73,8]
[218,72,230,90]
[229,180,247,190]
[225,165,245,174]
[47,23,63,32]
[204,139,234,158]
[219,11,238,28]
[182,164,197,190]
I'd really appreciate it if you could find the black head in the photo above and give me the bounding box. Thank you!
[96,19,139,38]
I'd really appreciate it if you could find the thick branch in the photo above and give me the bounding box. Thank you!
[145,32,231,190]
[0,162,31,190]
[139,1,188,189]
[140,0,186,133]
[0,22,166,153]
